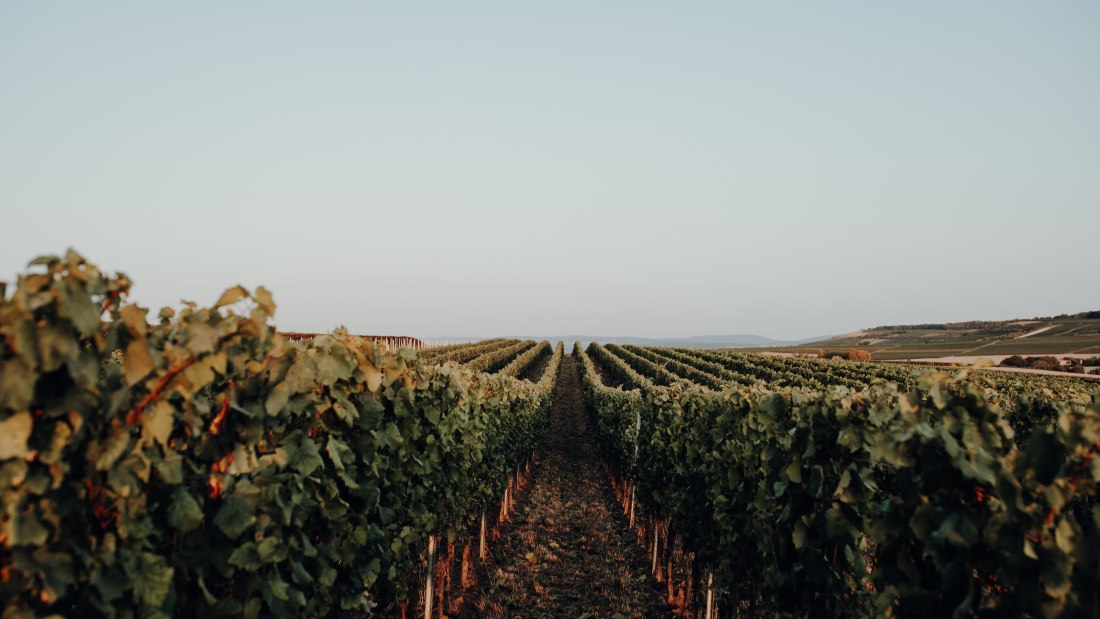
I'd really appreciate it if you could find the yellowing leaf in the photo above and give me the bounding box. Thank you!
[361,362,383,392]
[1023,537,1039,560]
[0,412,33,459]
[142,401,174,448]
[119,304,149,338]
[254,286,276,315]
[124,339,155,386]
[214,286,249,309]
[180,356,223,396]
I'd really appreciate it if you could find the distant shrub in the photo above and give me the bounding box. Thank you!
[1000,355,1064,372]
[1030,356,1061,371]
[847,349,872,361]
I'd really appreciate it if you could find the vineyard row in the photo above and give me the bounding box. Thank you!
[578,341,1100,617]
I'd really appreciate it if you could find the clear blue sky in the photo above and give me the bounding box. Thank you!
[2,3,1097,339]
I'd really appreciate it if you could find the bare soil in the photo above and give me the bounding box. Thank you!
[459,356,669,618]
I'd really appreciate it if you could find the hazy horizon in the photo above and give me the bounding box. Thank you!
[3,3,1097,341]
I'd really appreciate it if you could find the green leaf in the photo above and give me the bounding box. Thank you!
[326,437,353,473]
[10,507,49,545]
[60,278,101,337]
[257,536,280,562]
[0,358,35,411]
[288,433,324,476]
[134,553,174,608]
[215,495,256,538]
[315,352,353,386]
[375,423,404,449]
[157,451,185,484]
[265,383,289,417]
[228,543,262,570]
[786,457,803,484]
[168,488,204,532]
[825,505,847,538]
[267,575,290,602]
[792,520,807,549]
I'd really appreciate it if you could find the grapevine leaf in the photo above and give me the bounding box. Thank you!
[228,543,262,570]
[326,437,353,473]
[215,496,256,538]
[134,553,174,608]
[168,488,204,532]
[0,359,35,411]
[265,383,289,416]
[141,401,174,448]
[120,304,149,336]
[792,520,807,549]
[59,278,101,337]
[288,433,324,476]
[157,451,185,484]
[96,431,131,471]
[124,339,155,386]
[254,286,276,315]
[361,362,384,392]
[215,286,249,309]
[257,536,279,562]
[10,507,49,545]
[0,412,33,459]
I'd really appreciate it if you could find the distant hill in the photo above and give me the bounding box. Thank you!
[768,311,1100,361]
[422,334,834,349]
[499,334,835,350]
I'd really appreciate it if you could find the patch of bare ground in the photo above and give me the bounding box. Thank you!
[459,356,669,618]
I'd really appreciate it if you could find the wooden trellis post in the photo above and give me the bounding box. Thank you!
[423,535,437,619]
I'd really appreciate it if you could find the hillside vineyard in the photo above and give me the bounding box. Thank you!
[2,253,1098,618]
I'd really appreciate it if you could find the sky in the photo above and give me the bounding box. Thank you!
[1,2,1098,340]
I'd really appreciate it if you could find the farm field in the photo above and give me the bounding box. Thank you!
[733,316,1100,361]
[2,254,1099,618]
[6,1,1098,617]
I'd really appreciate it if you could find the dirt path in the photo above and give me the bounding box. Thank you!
[461,356,669,618]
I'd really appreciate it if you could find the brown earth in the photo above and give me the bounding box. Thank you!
[458,356,669,618]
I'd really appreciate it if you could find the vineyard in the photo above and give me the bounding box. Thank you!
[2,253,1099,618]
[579,343,1100,617]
